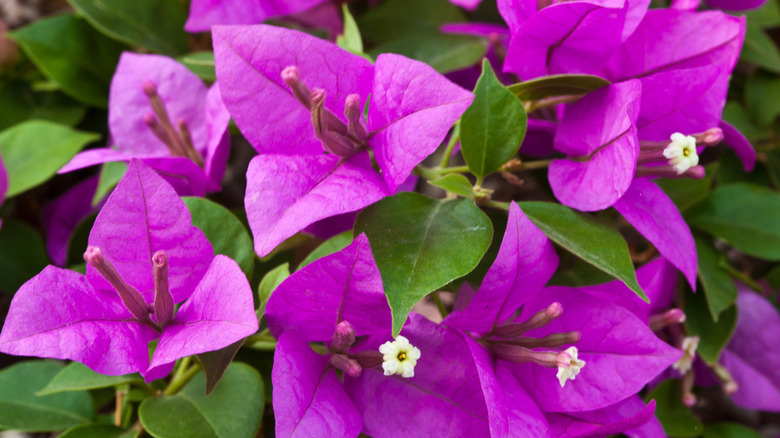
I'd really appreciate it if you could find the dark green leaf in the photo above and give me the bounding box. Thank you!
[197,340,245,396]
[703,422,763,438]
[765,263,780,290]
[656,163,715,213]
[0,120,99,197]
[517,201,645,300]
[298,231,354,270]
[355,193,493,335]
[60,424,140,438]
[721,101,769,141]
[717,150,772,187]
[0,80,86,131]
[183,197,255,278]
[741,22,780,74]
[645,379,703,437]
[357,0,465,44]
[745,0,780,28]
[0,361,94,431]
[256,262,291,321]
[688,183,780,260]
[460,60,527,178]
[684,288,737,365]
[178,52,216,82]
[93,161,127,206]
[336,4,363,55]
[11,14,125,108]
[508,74,610,101]
[694,235,737,321]
[744,71,780,127]
[38,362,140,395]
[428,174,475,198]
[0,220,49,294]
[139,363,264,438]
[369,33,486,74]
[67,0,188,56]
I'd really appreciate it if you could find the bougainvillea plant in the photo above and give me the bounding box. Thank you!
[0,0,778,437]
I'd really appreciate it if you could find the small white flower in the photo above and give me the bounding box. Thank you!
[556,346,586,387]
[672,336,699,374]
[379,335,421,378]
[663,133,699,174]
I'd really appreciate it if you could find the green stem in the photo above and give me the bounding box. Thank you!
[718,260,763,293]
[439,122,461,168]
[163,362,201,396]
[519,159,553,171]
[439,165,470,175]
[431,291,449,318]
[477,199,511,210]
[244,330,275,346]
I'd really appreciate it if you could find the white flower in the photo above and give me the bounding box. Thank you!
[663,133,699,174]
[672,336,699,374]
[379,335,421,378]
[556,346,586,387]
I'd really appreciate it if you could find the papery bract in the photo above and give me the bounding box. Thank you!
[0,160,257,381]
[545,396,661,437]
[214,25,472,256]
[185,0,338,34]
[41,176,103,267]
[720,288,780,412]
[60,52,231,196]
[548,80,641,212]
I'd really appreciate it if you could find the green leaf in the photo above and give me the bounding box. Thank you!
[93,161,127,206]
[656,163,715,213]
[0,120,99,197]
[369,33,486,74]
[508,74,610,101]
[694,235,737,321]
[0,80,87,131]
[297,231,354,270]
[645,379,703,437]
[196,341,245,396]
[684,288,737,365]
[0,219,49,294]
[38,362,140,395]
[178,51,216,82]
[139,363,264,438]
[741,22,780,74]
[428,174,475,198]
[11,14,125,108]
[460,60,527,178]
[67,0,188,56]
[183,197,255,278]
[688,183,780,261]
[256,262,291,321]
[357,0,465,45]
[60,424,140,438]
[517,201,645,300]
[745,71,780,127]
[355,193,493,335]
[703,422,764,438]
[722,101,769,141]
[0,361,94,431]
[336,4,363,55]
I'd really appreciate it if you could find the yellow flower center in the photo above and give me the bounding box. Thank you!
[397,352,407,361]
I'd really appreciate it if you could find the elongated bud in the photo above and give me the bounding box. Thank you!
[649,308,686,331]
[281,66,312,110]
[176,119,203,167]
[492,343,569,367]
[141,80,204,166]
[681,371,697,407]
[505,331,582,349]
[492,302,562,339]
[693,127,724,146]
[84,246,149,321]
[329,353,362,377]
[152,251,174,327]
[332,320,356,353]
[344,94,368,141]
[311,88,358,157]
[351,350,384,369]
[711,363,738,395]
